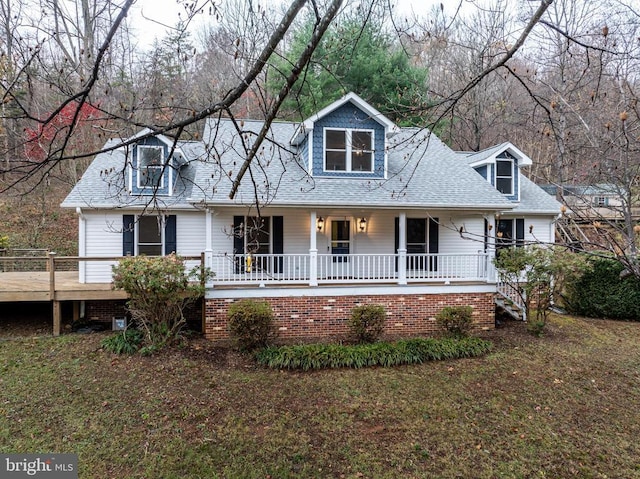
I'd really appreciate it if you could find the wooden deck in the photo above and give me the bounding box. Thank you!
[0,271,127,302]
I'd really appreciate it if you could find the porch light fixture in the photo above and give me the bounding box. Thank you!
[317,216,324,231]
[359,218,367,232]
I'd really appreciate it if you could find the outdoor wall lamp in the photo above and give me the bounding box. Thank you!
[317,216,324,231]
[359,218,367,232]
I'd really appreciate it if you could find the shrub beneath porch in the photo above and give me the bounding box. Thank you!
[205,291,495,343]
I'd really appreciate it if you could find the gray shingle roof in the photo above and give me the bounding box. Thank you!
[62,117,559,215]
[192,119,515,210]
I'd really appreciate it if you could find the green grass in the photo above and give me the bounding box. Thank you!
[2,315,640,478]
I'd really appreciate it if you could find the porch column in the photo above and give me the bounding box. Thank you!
[485,214,497,283]
[309,211,318,286]
[398,212,407,285]
[205,208,214,288]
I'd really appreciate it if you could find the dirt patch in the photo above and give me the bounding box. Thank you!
[0,302,54,337]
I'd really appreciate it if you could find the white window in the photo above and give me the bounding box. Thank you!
[324,128,373,172]
[593,196,608,207]
[137,216,163,255]
[495,159,513,195]
[137,145,164,188]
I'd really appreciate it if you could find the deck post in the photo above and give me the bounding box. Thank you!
[48,252,62,336]
[53,301,62,336]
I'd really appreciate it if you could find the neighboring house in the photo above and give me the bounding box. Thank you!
[61,93,561,341]
[543,183,626,221]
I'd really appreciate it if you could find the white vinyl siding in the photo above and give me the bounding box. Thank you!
[176,211,206,270]
[84,212,124,283]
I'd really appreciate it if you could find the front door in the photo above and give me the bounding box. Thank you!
[331,219,351,278]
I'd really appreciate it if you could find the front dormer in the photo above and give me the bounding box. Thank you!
[128,130,184,196]
[467,143,532,202]
[291,92,397,179]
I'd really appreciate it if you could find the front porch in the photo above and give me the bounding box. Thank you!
[208,252,494,287]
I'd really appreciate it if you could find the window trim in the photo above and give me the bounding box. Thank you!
[137,145,165,189]
[136,215,165,256]
[495,158,514,195]
[323,128,374,173]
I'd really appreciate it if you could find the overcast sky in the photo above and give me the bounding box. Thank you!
[131,0,457,46]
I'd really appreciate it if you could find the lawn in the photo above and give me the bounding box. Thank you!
[1,315,640,478]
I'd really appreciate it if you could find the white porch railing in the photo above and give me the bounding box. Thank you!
[209,253,491,286]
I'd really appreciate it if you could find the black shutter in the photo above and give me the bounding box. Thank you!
[394,217,399,272]
[272,216,284,273]
[233,216,244,273]
[429,217,439,271]
[516,218,525,246]
[123,215,134,256]
[164,215,177,255]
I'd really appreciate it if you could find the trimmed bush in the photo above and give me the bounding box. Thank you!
[565,257,640,320]
[228,299,277,351]
[255,337,492,370]
[435,306,474,337]
[348,304,386,343]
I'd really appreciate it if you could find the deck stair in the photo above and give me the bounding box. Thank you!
[496,280,526,322]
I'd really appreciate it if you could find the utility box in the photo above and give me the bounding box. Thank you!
[112,317,127,331]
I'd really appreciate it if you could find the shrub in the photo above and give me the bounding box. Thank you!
[112,254,209,351]
[565,257,640,320]
[348,304,386,343]
[101,328,143,355]
[255,336,492,370]
[228,299,277,351]
[435,306,473,337]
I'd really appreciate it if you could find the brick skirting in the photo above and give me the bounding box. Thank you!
[205,292,495,342]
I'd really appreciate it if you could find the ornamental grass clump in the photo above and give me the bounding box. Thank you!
[255,336,492,371]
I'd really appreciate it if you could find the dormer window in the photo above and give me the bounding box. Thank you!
[138,145,164,188]
[495,151,515,195]
[324,128,373,172]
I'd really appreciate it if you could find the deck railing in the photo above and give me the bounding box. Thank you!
[209,252,492,286]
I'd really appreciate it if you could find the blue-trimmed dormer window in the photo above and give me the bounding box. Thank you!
[495,151,515,195]
[130,136,173,196]
[324,128,374,172]
[137,145,164,189]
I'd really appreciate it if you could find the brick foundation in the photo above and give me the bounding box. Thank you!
[205,292,495,342]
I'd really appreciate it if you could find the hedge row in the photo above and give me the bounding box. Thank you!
[254,336,493,371]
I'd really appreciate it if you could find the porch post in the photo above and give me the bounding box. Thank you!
[398,212,407,285]
[486,214,497,283]
[205,208,214,288]
[309,211,318,286]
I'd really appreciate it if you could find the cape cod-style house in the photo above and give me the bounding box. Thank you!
[61,93,561,341]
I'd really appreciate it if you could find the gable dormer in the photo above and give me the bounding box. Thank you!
[128,130,185,196]
[291,92,397,179]
[466,143,532,202]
